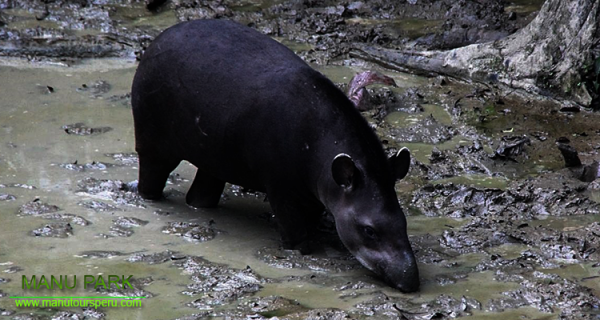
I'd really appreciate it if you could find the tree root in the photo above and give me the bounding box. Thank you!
[351,0,600,107]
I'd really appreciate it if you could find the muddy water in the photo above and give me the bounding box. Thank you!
[505,0,547,15]
[0,56,599,320]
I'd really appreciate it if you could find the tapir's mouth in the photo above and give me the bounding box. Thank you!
[383,271,420,293]
[355,255,420,293]
[375,261,421,293]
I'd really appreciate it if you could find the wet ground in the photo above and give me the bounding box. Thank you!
[2,0,600,319]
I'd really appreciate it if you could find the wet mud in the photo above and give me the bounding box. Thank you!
[2,0,600,319]
[162,221,219,242]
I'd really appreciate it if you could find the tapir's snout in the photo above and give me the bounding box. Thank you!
[394,258,420,293]
[379,249,420,293]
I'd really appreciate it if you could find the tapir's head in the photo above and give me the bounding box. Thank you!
[327,148,419,293]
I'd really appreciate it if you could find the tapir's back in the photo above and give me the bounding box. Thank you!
[132,19,314,116]
[131,19,363,188]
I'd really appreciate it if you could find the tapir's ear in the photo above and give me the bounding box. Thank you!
[389,147,410,181]
[332,153,356,189]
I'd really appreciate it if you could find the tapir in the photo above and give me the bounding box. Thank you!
[131,19,419,292]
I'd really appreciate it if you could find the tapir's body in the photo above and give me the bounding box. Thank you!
[131,19,419,292]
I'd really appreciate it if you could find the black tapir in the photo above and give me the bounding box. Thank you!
[131,19,419,292]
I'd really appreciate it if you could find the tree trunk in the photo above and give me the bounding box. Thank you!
[351,0,600,108]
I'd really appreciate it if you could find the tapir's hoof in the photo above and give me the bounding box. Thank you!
[185,195,220,208]
[136,185,164,201]
[139,192,163,201]
[282,240,311,255]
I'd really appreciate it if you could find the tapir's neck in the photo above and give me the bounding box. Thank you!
[315,161,336,210]
[302,83,390,213]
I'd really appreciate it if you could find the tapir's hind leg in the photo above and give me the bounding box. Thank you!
[186,169,225,208]
[137,153,180,200]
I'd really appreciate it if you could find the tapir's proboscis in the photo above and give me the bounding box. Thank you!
[131,19,420,292]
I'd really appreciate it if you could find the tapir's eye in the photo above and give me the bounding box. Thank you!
[363,226,377,240]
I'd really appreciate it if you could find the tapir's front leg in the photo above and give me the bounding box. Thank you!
[137,151,181,200]
[267,188,323,254]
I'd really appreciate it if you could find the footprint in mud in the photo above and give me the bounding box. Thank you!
[107,92,132,107]
[0,194,16,201]
[18,199,90,238]
[231,296,307,317]
[76,177,145,208]
[42,213,90,226]
[78,200,119,212]
[76,80,112,98]
[98,216,149,238]
[126,250,185,264]
[18,201,89,225]
[388,293,482,319]
[256,246,361,272]
[104,152,138,165]
[0,183,36,190]
[93,275,154,299]
[79,251,126,259]
[2,266,23,274]
[162,221,219,242]
[1,183,36,202]
[113,216,148,228]
[18,199,60,216]
[58,161,113,172]
[62,123,113,136]
[31,222,73,238]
